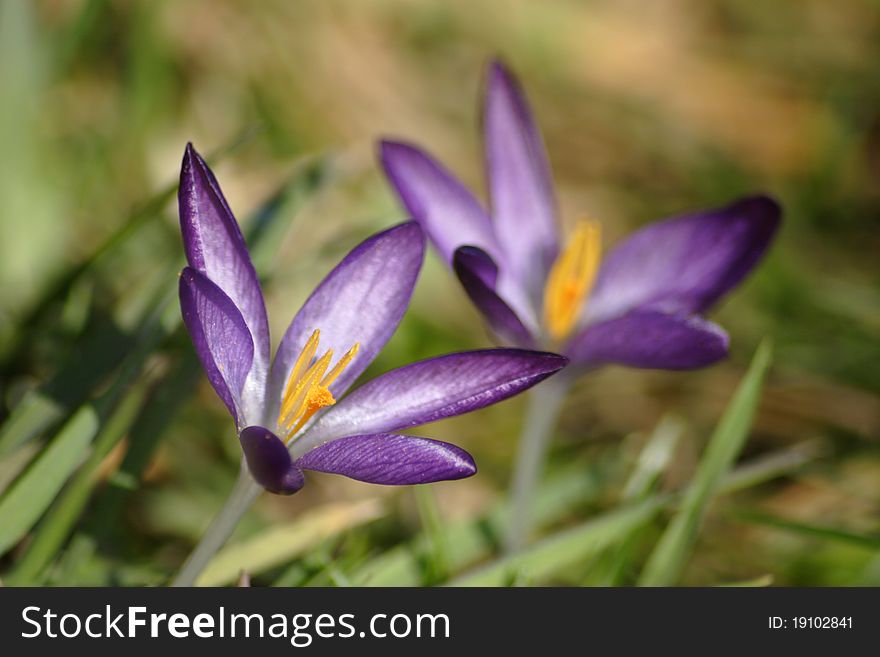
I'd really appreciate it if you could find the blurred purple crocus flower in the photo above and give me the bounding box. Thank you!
[177,144,566,495]
[380,61,781,371]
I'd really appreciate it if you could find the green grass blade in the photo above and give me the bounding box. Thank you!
[0,443,40,497]
[196,500,383,586]
[449,498,666,586]
[622,415,684,501]
[732,509,880,551]
[638,339,773,586]
[592,414,684,585]
[0,406,99,556]
[6,370,157,583]
[0,395,66,463]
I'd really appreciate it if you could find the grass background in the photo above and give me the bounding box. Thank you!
[0,0,878,586]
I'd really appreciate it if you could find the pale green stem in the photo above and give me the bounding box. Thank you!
[504,375,570,554]
[170,463,262,587]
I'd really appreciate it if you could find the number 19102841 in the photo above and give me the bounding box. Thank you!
[769,616,852,629]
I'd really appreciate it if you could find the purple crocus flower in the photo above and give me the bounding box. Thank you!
[379,61,781,370]
[177,144,566,495]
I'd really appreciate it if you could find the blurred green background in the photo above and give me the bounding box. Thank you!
[0,0,878,586]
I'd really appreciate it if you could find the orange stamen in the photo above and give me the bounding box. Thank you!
[542,220,601,341]
[277,331,360,440]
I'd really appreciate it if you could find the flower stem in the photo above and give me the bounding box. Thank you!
[170,464,262,587]
[504,375,569,553]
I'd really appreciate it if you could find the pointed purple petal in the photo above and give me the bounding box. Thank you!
[239,426,304,495]
[586,195,782,324]
[269,223,425,415]
[179,144,270,389]
[379,140,500,265]
[296,433,476,485]
[484,60,559,297]
[567,310,729,370]
[179,267,254,425]
[453,246,535,347]
[301,349,567,447]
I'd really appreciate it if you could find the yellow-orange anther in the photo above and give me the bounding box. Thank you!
[542,220,601,341]
[278,330,360,439]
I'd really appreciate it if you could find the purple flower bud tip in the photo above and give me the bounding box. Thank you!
[239,426,304,496]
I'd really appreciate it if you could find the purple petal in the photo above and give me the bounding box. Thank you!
[300,349,567,447]
[379,140,500,265]
[179,267,254,425]
[586,196,781,324]
[296,433,476,485]
[484,60,559,299]
[239,426,304,495]
[269,223,425,416]
[566,310,729,370]
[453,246,535,347]
[179,144,270,391]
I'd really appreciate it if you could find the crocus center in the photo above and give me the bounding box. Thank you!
[277,329,360,440]
[542,219,601,342]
